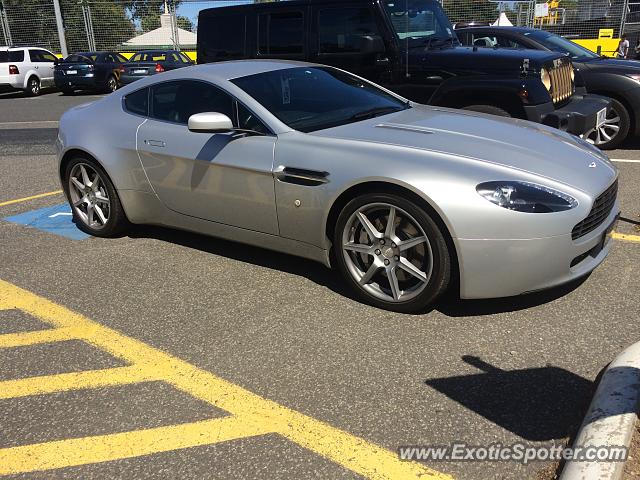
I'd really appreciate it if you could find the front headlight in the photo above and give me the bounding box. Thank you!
[476,181,578,213]
[541,68,552,92]
[570,66,575,84]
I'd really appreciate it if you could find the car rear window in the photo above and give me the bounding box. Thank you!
[130,52,168,62]
[62,54,96,63]
[0,50,25,63]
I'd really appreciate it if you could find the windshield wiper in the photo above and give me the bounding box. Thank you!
[349,106,406,121]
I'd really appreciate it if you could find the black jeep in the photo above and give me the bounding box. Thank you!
[197,0,609,137]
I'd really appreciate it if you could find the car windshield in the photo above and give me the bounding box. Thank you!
[231,67,409,133]
[382,0,456,45]
[524,31,599,60]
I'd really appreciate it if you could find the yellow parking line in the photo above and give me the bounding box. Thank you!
[0,417,273,476]
[612,232,640,243]
[0,190,63,207]
[0,326,79,348]
[0,279,451,479]
[0,366,157,400]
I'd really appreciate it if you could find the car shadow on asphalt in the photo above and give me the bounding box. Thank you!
[425,355,596,441]
[127,225,588,317]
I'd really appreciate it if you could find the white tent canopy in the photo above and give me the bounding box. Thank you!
[492,13,513,27]
[123,7,196,50]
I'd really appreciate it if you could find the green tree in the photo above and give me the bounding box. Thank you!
[3,0,135,52]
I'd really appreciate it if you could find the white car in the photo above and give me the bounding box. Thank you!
[0,46,57,96]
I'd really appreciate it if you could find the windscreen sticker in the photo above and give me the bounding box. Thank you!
[281,76,291,105]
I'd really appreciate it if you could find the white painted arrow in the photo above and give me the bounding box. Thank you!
[48,212,72,218]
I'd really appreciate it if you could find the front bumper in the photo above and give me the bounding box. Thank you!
[524,93,611,135]
[457,204,620,299]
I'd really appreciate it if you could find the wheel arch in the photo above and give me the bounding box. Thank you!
[23,72,40,90]
[324,181,461,295]
[59,148,131,222]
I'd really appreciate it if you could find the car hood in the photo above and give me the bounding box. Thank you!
[311,105,616,194]
[580,57,640,74]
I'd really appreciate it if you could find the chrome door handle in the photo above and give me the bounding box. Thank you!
[144,140,166,147]
[274,166,329,186]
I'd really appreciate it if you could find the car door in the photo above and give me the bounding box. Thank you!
[310,4,391,84]
[35,50,57,85]
[136,79,279,235]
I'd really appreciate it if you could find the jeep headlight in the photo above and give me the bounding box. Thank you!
[570,66,575,84]
[476,181,578,213]
[541,68,552,92]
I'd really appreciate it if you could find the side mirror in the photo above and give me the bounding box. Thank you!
[360,35,385,54]
[188,112,234,133]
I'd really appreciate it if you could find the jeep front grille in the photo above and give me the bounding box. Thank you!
[549,61,574,104]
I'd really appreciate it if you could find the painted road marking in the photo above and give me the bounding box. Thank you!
[0,120,59,130]
[3,203,89,240]
[0,190,63,207]
[613,232,640,243]
[0,280,451,479]
[611,159,640,163]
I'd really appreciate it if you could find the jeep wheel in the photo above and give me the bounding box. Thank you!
[583,98,630,150]
[462,105,511,117]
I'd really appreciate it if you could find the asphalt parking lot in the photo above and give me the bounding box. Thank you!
[0,89,639,480]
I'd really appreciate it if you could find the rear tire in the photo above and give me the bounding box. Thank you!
[61,88,74,95]
[333,193,451,313]
[63,156,129,237]
[462,105,511,117]
[25,76,40,97]
[105,75,118,94]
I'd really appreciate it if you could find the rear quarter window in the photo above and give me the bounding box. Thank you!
[0,50,25,62]
[124,88,149,116]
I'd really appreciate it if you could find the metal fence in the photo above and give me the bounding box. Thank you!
[0,0,636,56]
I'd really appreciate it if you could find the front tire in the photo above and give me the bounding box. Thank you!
[584,98,630,150]
[333,193,451,313]
[64,156,129,237]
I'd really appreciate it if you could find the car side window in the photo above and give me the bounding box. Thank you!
[150,80,235,125]
[236,101,269,134]
[258,11,304,55]
[199,14,246,61]
[124,88,149,116]
[28,50,41,62]
[38,51,57,62]
[179,53,192,64]
[104,54,116,63]
[318,7,382,54]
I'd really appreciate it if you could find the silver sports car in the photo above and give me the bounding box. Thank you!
[57,60,620,313]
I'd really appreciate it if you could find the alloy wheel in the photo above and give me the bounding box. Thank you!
[68,163,111,230]
[585,107,621,147]
[107,77,117,92]
[341,203,433,303]
[29,78,40,96]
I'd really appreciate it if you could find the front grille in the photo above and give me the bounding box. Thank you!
[571,180,618,240]
[549,60,574,104]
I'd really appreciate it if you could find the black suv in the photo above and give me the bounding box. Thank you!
[457,26,640,149]
[197,0,609,137]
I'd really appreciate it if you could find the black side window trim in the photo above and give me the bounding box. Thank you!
[122,79,274,135]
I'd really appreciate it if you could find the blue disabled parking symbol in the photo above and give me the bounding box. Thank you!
[3,203,90,240]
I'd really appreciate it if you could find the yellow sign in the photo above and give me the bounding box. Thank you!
[599,28,614,39]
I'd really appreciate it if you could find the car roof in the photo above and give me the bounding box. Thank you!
[156,59,319,82]
[200,0,373,14]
